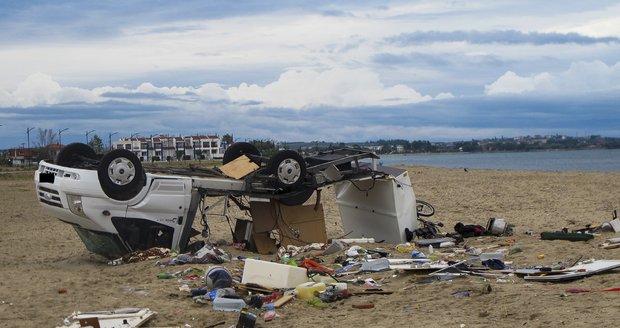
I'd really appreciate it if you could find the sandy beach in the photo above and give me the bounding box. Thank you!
[1,166,619,328]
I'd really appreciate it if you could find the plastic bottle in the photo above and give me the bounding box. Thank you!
[212,297,246,312]
[157,272,175,279]
[327,282,348,292]
[295,282,327,301]
[428,244,434,254]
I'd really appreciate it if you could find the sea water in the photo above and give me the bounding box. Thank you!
[378,149,620,172]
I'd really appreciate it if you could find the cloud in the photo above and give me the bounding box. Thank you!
[485,60,620,95]
[1,69,442,110]
[0,72,99,107]
[227,68,434,108]
[485,71,553,95]
[386,30,620,46]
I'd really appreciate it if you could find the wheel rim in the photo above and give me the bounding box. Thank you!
[107,157,136,186]
[277,158,302,185]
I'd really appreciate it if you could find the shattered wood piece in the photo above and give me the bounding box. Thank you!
[600,243,620,249]
[273,295,294,308]
[204,320,227,328]
[233,281,276,294]
[352,303,375,309]
[352,289,394,295]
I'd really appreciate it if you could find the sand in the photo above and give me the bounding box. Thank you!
[1,166,619,328]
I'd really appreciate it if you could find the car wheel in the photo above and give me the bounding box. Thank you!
[56,143,97,167]
[267,150,306,189]
[222,142,261,165]
[97,149,145,201]
[278,188,314,206]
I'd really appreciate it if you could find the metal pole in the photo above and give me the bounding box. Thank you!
[108,132,118,151]
[26,127,34,166]
[86,130,95,144]
[58,128,68,146]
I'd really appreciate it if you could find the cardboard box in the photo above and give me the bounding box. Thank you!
[249,200,327,254]
[219,155,259,179]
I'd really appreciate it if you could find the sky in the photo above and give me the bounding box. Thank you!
[1,0,619,149]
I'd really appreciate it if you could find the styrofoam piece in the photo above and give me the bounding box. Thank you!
[241,259,308,289]
[360,258,390,272]
[335,167,417,244]
[479,252,505,261]
[610,218,620,232]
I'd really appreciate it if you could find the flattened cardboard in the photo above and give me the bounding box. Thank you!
[251,231,278,254]
[219,155,259,179]
[249,200,327,254]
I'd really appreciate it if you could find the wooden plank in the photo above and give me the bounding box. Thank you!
[273,295,294,308]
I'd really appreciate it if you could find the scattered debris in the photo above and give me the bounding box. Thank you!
[540,231,594,241]
[109,247,173,266]
[486,218,515,236]
[157,244,230,266]
[565,287,620,294]
[523,260,620,282]
[58,308,157,328]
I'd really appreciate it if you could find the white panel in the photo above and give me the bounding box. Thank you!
[335,169,416,243]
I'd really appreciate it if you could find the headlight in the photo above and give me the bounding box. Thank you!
[67,195,88,219]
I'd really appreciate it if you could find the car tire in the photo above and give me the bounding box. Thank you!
[222,142,261,165]
[97,149,145,201]
[56,143,97,167]
[267,150,306,189]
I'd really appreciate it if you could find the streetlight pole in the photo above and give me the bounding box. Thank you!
[27,127,34,166]
[86,130,95,144]
[58,128,68,146]
[108,132,118,151]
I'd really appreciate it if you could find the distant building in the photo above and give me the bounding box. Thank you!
[6,144,62,166]
[6,147,30,166]
[112,134,225,161]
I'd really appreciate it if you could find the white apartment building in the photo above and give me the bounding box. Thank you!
[112,134,226,161]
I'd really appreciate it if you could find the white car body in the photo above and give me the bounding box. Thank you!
[36,160,199,258]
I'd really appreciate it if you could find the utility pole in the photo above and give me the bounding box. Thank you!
[108,132,118,151]
[86,130,95,144]
[58,128,68,146]
[27,127,34,166]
